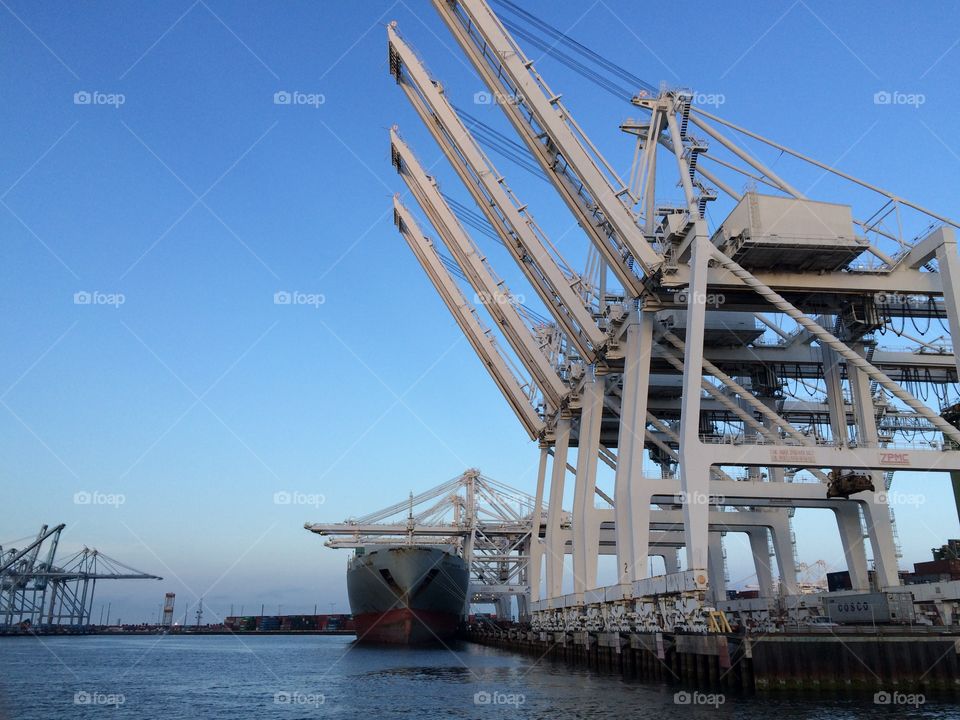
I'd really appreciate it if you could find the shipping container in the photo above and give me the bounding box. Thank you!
[914,559,960,577]
[826,571,852,592]
[823,592,915,624]
[257,616,281,631]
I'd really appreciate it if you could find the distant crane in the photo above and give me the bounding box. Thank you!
[306,470,541,619]
[797,560,829,593]
[0,524,161,631]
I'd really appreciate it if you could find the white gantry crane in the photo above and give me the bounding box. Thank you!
[305,470,542,618]
[383,0,960,632]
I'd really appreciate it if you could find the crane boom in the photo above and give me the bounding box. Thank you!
[392,197,545,439]
[391,131,569,407]
[0,524,64,574]
[429,0,664,293]
[387,24,606,360]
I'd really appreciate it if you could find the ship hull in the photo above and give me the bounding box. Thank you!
[346,546,468,644]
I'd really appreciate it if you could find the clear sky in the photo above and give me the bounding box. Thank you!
[2,0,959,623]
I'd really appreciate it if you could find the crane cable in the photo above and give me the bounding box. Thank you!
[491,0,657,97]
[453,104,549,182]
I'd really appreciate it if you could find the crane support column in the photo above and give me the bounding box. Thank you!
[935,228,960,381]
[762,399,787,484]
[529,445,549,601]
[861,494,901,588]
[936,226,960,518]
[747,528,775,597]
[614,311,654,584]
[546,419,571,598]
[934,230,960,524]
[834,503,871,591]
[572,374,605,594]
[677,233,712,575]
[707,533,727,605]
[849,360,901,588]
[770,512,799,595]
[821,340,847,447]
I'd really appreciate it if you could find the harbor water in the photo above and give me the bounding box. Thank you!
[0,635,957,718]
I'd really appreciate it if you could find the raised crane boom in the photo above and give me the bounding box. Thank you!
[387,23,606,361]
[430,0,665,293]
[0,524,64,574]
[391,130,569,408]
[392,197,545,439]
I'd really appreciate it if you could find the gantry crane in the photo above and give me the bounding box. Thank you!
[385,0,960,631]
[306,470,542,618]
[1,524,161,631]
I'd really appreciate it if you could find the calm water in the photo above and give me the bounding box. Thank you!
[0,634,957,719]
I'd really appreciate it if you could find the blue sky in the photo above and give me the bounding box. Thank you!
[1,0,958,622]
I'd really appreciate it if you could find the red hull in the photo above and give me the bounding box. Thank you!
[353,607,460,644]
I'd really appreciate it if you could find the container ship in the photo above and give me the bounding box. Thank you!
[346,545,468,644]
